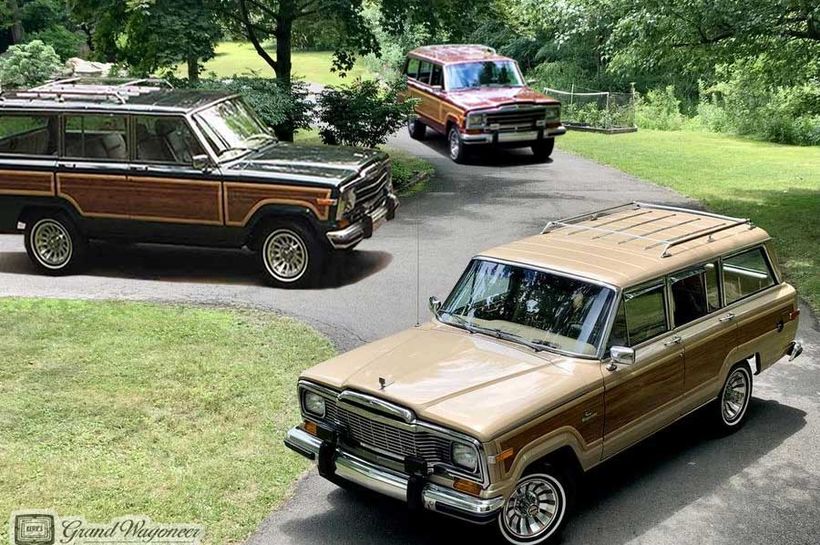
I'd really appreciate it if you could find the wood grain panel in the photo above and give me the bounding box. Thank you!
[128,176,222,225]
[736,303,794,345]
[0,169,54,196]
[604,352,683,436]
[500,392,604,472]
[57,173,131,217]
[684,327,737,390]
[224,182,333,226]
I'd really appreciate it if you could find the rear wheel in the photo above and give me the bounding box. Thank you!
[532,138,555,162]
[713,362,753,433]
[24,212,86,275]
[257,221,326,289]
[448,126,468,163]
[497,465,574,545]
[408,117,426,140]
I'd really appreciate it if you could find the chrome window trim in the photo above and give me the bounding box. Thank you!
[297,380,490,486]
[441,256,619,360]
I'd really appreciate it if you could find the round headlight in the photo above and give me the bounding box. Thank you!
[303,391,326,417]
[452,443,479,472]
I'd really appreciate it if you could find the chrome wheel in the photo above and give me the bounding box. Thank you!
[721,367,750,425]
[263,229,308,282]
[499,474,566,544]
[448,129,461,160]
[31,219,72,269]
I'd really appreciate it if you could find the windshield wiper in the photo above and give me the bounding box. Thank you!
[439,313,556,353]
[439,311,479,334]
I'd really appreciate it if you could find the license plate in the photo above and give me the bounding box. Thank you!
[498,131,538,143]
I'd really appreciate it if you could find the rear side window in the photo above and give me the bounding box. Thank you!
[670,262,720,327]
[622,280,669,346]
[723,247,775,304]
[406,58,420,79]
[0,114,58,156]
[65,115,128,160]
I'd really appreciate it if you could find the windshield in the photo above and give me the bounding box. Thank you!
[439,260,615,357]
[194,98,274,162]
[446,61,524,90]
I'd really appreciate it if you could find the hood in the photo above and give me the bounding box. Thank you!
[447,86,559,112]
[301,323,602,441]
[226,142,387,186]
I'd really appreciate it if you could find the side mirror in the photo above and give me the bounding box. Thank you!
[192,154,213,171]
[526,79,537,86]
[607,346,635,371]
[428,296,442,316]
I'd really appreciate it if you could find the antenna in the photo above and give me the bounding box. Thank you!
[415,197,421,327]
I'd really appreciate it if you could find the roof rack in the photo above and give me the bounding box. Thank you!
[423,44,497,54]
[542,202,754,258]
[1,77,171,104]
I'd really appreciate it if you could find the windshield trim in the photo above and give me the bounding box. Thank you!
[437,256,620,360]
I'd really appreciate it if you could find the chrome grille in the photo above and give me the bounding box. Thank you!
[325,398,452,464]
[352,160,391,212]
[486,106,545,131]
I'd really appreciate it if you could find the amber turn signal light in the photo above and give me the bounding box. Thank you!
[789,309,800,321]
[303,420,318,436]
[453,478,482,496]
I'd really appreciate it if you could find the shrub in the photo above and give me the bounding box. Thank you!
[27,26,85,61]
[635,86,684,130]
[170,76,312,141]
[317,78,416,148]
[0,40,62,87]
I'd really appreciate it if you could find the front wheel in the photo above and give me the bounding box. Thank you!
[448,126,468,163]
[24,212,87,275]
[532,138,555,162]
[497,467,573,545]
[713,362,753,433]
[257,221,326,289]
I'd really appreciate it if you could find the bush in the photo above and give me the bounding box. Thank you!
[317,78,416,148]
[695,57,820,146]
[27,26,85,61]
[0,40,62,87]
[170,76,312,141]
[634,86,684,130]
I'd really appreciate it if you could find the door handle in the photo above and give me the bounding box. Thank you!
[664,335,682,347]
[62,163,76,169]
[719,312,736,323]
[130,165,150,172]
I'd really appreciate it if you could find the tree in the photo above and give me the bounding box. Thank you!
[0,39,61,86]
[69,0,222,79]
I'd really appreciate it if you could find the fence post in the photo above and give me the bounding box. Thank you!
[630,82,637,128]
[605,92,611,130]
[570,83,575,108]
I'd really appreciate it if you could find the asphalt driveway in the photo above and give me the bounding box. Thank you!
[1,131,817,545]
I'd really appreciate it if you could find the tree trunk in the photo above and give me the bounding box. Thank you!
[7,0,24,44]
[187,56,200,82]
[273,2,295,141]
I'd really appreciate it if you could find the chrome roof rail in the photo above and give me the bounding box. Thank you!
[542,202,753,258]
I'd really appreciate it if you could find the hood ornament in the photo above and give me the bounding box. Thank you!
[378,376,394,390]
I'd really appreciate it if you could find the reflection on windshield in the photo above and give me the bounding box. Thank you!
[446,61,524,90]
[439,260,614,357]
[194,99,274,161]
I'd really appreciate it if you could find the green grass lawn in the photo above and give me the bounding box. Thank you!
[558,129,820,311]
[0,298,335,545]
[178,42,372,86]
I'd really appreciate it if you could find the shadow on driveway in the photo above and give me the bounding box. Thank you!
[416,129,553,168]
[0,242,393,290]
[269,398,807,545]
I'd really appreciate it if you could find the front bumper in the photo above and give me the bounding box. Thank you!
[326,194,399,250]
[462,124,567,145]
[284,426,504,524]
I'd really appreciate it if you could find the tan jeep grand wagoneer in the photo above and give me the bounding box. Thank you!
[285,202,803,544]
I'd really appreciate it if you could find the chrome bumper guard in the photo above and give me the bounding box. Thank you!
[462,124,567,145]
[326,194,399,250]
[284,427,504,524]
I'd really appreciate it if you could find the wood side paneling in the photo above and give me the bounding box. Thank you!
[128,176,222,225]
[736,303,794,345]
[0,170,54,196]
[57,173,131,217]
[500,392,604,472]
[604,352,683,436]
[684,327,737,390]
[224,182,332,226]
